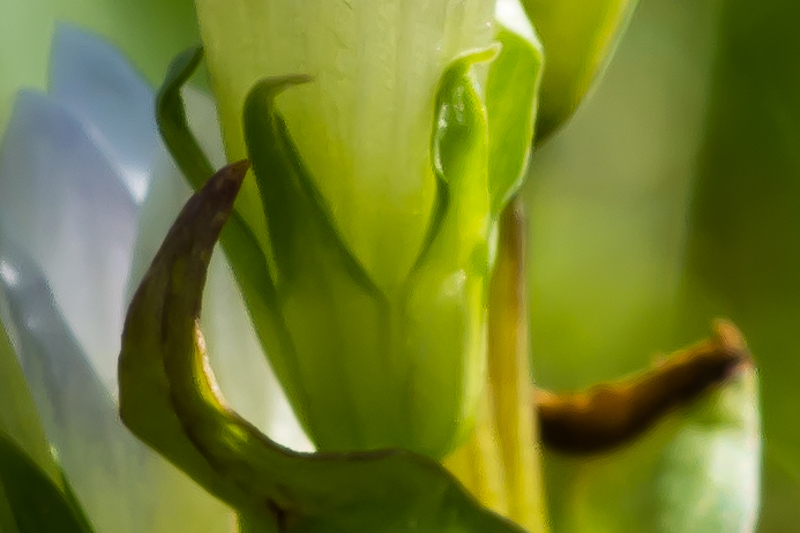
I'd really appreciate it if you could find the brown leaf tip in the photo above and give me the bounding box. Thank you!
[537,320,753,455]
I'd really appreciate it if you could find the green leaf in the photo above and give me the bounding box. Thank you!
[544,339,760,533]
[119,159,529,533]
[486,0,543,215]
[0,432,94,533]
[0,295,60,487]
[120,162,258,508]
[520,0,638,141]
[156,46,214,184]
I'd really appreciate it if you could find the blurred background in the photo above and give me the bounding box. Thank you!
[525,0,800,529]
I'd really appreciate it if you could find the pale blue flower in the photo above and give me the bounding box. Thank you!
[0,25,307,533]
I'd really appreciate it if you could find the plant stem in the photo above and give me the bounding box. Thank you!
[444,197,549,533]
[487,198,549,533]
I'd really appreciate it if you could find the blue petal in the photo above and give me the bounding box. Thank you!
[0,90,137,397]
[0,240,232,533]
[49,25,158,204]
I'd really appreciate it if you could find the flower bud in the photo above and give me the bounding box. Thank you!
[184,0,543,458]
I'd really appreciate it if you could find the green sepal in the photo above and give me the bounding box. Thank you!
[0,432,94,533]
[244,75,381,293]
[120,162,259,507]
[397,48,497,458]
[521,0,638,142]
[243,75,407,452]
[156,46,214,185]
[118,161,528,533]
[486,0,543,215]
[417,46,496,266]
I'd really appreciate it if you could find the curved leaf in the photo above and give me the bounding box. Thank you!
[156,46,214,183]
[119,160,528,532]
[0,432,93,533]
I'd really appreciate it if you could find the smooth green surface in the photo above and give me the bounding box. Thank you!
[119,161,528,533]
[521,0,638,141]
[0,0,200,137]
[525,0,721,398]
[193,0,497,291]
[545,367,760,533]
[0,433,94,533]
[240,52,495,458]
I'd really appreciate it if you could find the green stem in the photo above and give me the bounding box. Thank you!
[444,197,549,532]
[487,198,548,533]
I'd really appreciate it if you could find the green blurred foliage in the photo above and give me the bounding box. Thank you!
[526,0,721,390]
[526,0,799,529]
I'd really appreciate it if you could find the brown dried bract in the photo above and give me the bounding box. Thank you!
[536,320,752,454]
